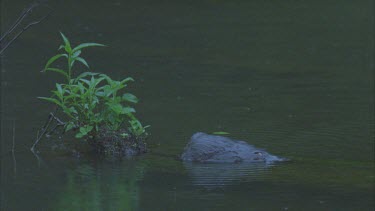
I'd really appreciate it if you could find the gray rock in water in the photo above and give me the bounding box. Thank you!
[181,132,287,163]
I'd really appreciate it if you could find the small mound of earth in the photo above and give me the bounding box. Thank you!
[87,128,148,157]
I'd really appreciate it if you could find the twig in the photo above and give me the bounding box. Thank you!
[12,120,17,175]
[46,124,61,136]
[0,2,52,55]
[30,147,44,167]
[0,9,52,55]
[0,3,37,43]
[46,112,66,136]
[31,112,54,152]
[31,108,66,152]
[12,120,16,152]
[50,112,65,125]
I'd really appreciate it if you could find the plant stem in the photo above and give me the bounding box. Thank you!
[68,55,72,83]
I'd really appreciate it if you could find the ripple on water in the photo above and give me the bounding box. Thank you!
[183,162,275,188]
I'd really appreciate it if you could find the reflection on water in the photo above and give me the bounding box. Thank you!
[55,160,144,211]
[184,162,272,188]
[52,162,143,210]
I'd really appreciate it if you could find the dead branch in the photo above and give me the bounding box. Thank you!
[12,120,17,175]
[46,112,65,136]
[31,108,66,152]
[0,1,52,55]
[0,3,37,43]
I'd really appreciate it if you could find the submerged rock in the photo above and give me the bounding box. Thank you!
[181,132,287,163]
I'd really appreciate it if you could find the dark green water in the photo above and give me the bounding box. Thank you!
[1,0,374,210]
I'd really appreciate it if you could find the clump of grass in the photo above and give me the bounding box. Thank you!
[38,32,149,156]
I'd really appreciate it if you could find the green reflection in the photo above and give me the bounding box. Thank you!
[56,161,144,211]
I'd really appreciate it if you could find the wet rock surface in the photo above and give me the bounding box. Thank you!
[181,132,287,163]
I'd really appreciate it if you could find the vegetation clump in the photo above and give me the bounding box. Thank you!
[38,33,149,157]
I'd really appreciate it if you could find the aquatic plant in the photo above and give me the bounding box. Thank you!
[38,33,149,152]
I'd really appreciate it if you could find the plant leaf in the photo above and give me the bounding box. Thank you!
[75,132,84,138]
[43,54,67,71]
[55,83,64,100]
[95,91,105,97]
[45,68,69,79]
[212,131,230,135]
[76,57,89,68]
[122,93,138,103]
[75,125,93,138]
[73,43,105,52]
[82,125,93,133]
[74,72,99,83]
[121,77,134,85]
[37,97,62,107]
[60,32,72,53]
[65,122,75,132]
[56,83,63,93]
[92,76,106,88]
[72,50,81,58]
[79,78,91,86]
[122,107,136,114]
[68,106,78,114]
[109,103,123,114]
[77,82,86,94]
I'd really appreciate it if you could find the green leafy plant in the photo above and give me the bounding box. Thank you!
[39,32,149,140]
[43,32,104,82]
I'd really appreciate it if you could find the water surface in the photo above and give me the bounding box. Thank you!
[1,0,374,210]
